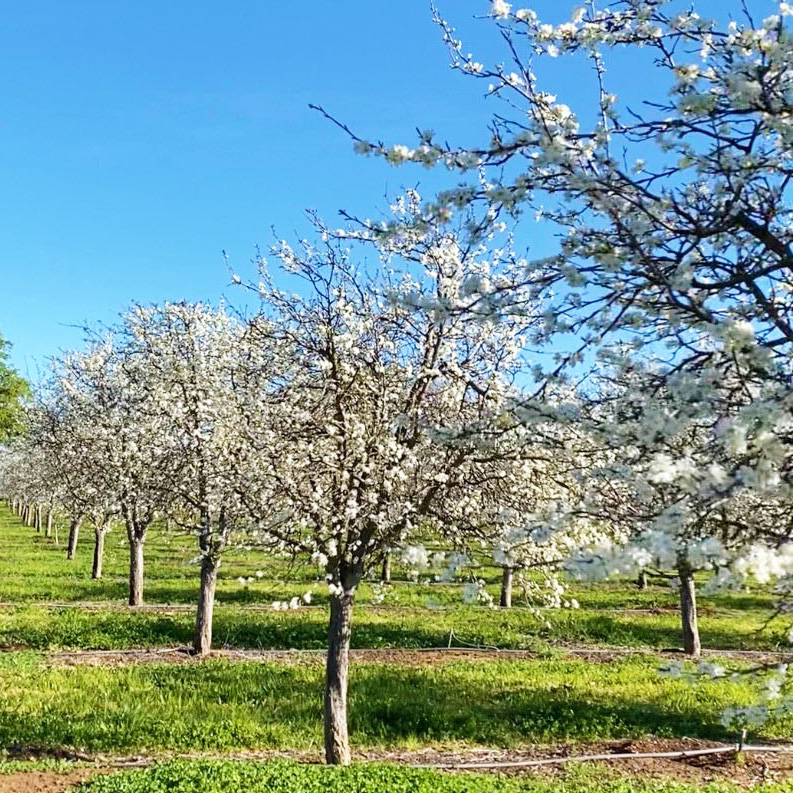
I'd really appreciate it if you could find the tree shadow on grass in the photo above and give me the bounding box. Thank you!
[0,659,749,753]
[544,612,774,652]
[0,606,779,653]
[351,672,732,745]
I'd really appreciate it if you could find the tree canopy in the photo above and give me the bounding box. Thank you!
[0,332,29,442]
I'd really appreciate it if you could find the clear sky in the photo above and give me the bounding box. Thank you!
[0,0,772,378]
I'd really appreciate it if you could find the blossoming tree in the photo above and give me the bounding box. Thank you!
[240,213,547,765]
[120,302,272,653]
[328,0,793,644]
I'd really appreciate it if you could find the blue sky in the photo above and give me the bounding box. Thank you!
[0,0,773,378]
[0,0,502,378]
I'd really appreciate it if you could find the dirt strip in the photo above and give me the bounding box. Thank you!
[44,645,790,668]
[2,739,792,792]
[0,600,729,616]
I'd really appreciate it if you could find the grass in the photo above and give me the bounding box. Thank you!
[0,601,786,653]
[0,507,786,653]
[0,507,777,609]
[64,759,793,793]
[1,504,792,788]
[0,652,788,754]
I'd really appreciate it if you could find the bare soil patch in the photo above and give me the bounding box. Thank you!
[47,645,789,669]
[0,768,107,793]
[48,647,541,668]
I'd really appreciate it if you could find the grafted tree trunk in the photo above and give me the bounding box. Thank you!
[381,553,391,583]
[92,525,107,579]
[193,555,219,655]
[325,588,355,765]
[66,517,81,559]
[500,566,514,608]
[677,556,701,657]
[637,569,648,590]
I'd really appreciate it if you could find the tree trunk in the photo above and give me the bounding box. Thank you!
[127,530,146,606]
[500,566,514,608]
[324,588,355,765]
[678,559,701,657]
[35,504,42,533]
[92,526,106,579]
[637,569,648,590]
[66,517,81,560]
[381,553,391,584]
[193,556,218,655]
[45,507,53,538]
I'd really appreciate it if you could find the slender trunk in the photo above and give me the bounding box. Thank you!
[500,566,514,608]
[35,504,42,533]
[45,507,53,538]
[193,556,218,655]
[66,517,81,560]
[92,525,106,579]
[678,557,701,657]
[381,553,391,584]
[324,588,355,765]
[128,533,145,606]
[637,570,648,590]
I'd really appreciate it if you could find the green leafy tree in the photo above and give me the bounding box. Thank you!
[0,332,30,441]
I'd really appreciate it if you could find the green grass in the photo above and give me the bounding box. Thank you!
[0,601,786,653]
[0,507,786,653]
[0,507,777,611]
[2,505,791,782]
[70,759,793,793]
[0,652,788,754]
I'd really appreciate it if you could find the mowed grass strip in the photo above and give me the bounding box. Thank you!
[0,506,786,650]
[0,505,778,612]
[0,653,789,754]
[0,508,785,654]
[0,602,784,654]
[67,759,793,793]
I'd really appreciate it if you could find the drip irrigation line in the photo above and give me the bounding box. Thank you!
[420,744,793,770]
